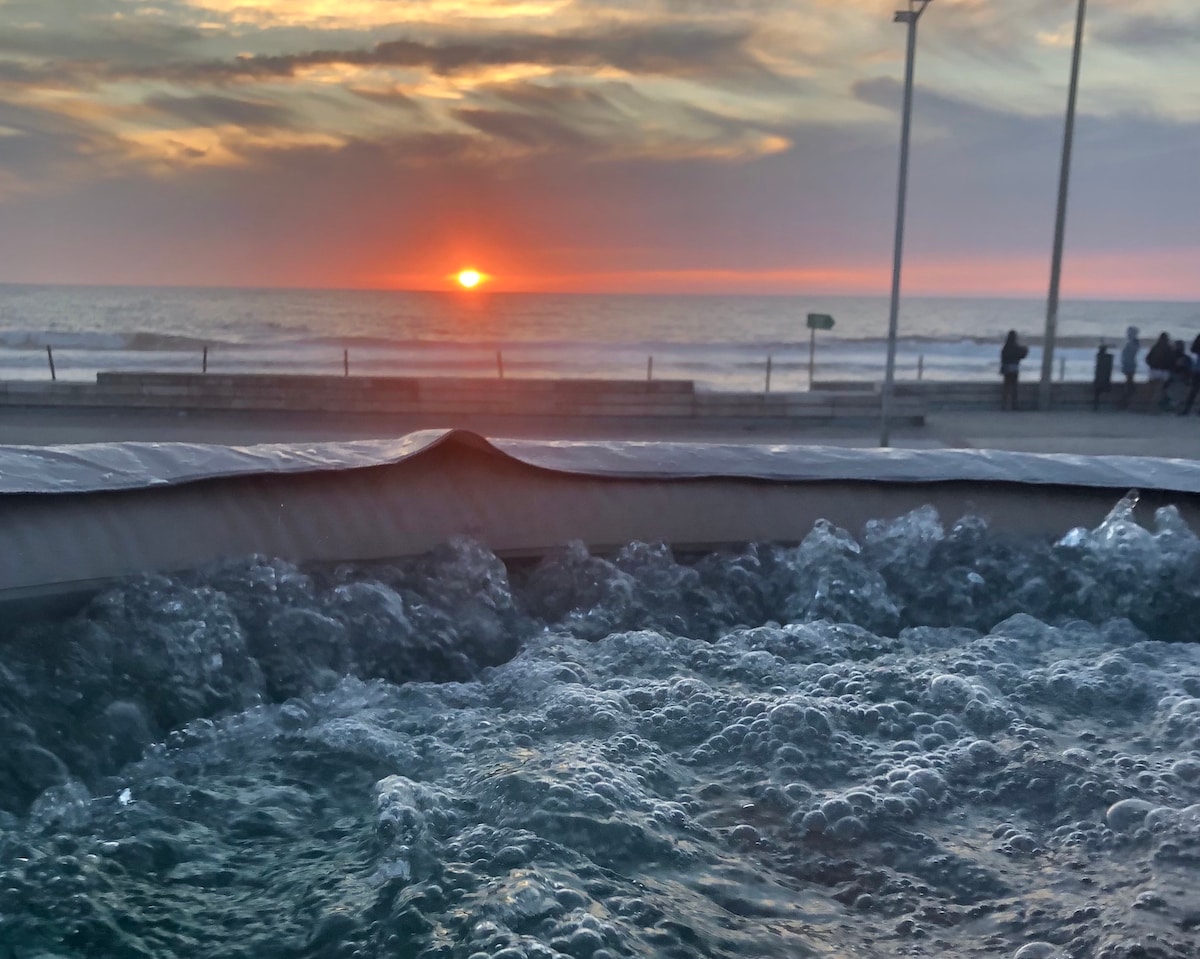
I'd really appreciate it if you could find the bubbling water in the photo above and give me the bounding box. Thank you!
[0,493,1198,958]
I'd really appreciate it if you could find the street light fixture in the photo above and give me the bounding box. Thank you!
[880,0,933,448]
[1038,0,1088,411]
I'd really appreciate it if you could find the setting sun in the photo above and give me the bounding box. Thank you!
[456,269,483,289]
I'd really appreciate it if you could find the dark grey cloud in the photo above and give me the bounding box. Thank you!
[143,94,295,130]
[0,100,95,140]
[447,77,785,159]
[0,61,53,86]
[0,101,109,181]
[854,76,1040,144]
[0,18,204,66]
[1093,13,1200,50]
[452,108,593,150]
[0,9,211,96]
[343,88,420,112]
[245,130,484,171]
[571,0,786,13]
[465,82,640,147]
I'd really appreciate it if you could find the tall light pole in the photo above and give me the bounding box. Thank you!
[880,0,933,448]
[1038,0,1088,411]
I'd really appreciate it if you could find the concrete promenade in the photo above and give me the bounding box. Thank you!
[1,371,1197,457]
[3,403,1200,460]
[0,372,925,423]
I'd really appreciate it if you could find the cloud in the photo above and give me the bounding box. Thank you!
[0,100,119,193]
[0,9,793,184]
[175,0,572,29]
[853,76,1040,142]
[452,108,591,151]
[0,86,1197,298]
[0,16,205,66]
[124,23,769,86]
[0,0,1195,297]
[850,76,1200,264]
[1093,12,1200,50]
[143,93,296,129]
[436,75,790,163]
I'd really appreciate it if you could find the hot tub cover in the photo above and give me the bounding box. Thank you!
[0,428,1194,496]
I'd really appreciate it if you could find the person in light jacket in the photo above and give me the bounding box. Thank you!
[1116,326,1139,409]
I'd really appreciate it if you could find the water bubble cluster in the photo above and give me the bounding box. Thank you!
[0,493,1198,957]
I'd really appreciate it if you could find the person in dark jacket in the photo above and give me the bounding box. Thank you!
[999,330,1028,411]
[1177,335,1200,415]
[1145,332,1174,411]
[1166,341,1192,412]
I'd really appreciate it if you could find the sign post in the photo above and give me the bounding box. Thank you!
[806,313,835,390]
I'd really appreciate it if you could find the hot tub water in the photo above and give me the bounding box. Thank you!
[1,493,1198,958]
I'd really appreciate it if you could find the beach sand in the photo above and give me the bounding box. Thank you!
[4,405,1200,458]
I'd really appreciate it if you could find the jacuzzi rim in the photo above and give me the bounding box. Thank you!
[3,432,1197,626]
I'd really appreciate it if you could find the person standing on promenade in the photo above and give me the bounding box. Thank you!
[1117,326,1139,409]
[1166,340,1192,412]
[1178,334,1200,416]
[1145,332,1173,411]
[999,330,1028,411]
[1092,343,1114,411]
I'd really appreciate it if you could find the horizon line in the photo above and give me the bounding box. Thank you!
[0,279,1197,306]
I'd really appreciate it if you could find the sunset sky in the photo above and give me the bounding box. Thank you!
[0,0,1196,298]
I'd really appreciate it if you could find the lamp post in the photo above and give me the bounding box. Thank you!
[880,0,933,448]
[1038,0,1088,411]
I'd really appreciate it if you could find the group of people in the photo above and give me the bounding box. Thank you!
[998,326,1200,413]
[1135,328,1200,414]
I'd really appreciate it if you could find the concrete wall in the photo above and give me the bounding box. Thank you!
[0,373,926,423]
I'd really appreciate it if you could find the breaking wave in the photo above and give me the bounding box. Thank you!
[0,330,221,352]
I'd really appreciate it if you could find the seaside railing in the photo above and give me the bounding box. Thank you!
[27,344,1087,392]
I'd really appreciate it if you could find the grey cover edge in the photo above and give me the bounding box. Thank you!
[0,428,1190,496]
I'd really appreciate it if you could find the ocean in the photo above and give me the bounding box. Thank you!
[1,284,1198,391]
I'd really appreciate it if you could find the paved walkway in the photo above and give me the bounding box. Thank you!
[900,409,1200,458]
[4,405,1200,459]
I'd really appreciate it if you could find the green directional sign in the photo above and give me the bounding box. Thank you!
[806,313,834,390]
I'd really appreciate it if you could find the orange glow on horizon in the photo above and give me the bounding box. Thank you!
[369,246,1200,301]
